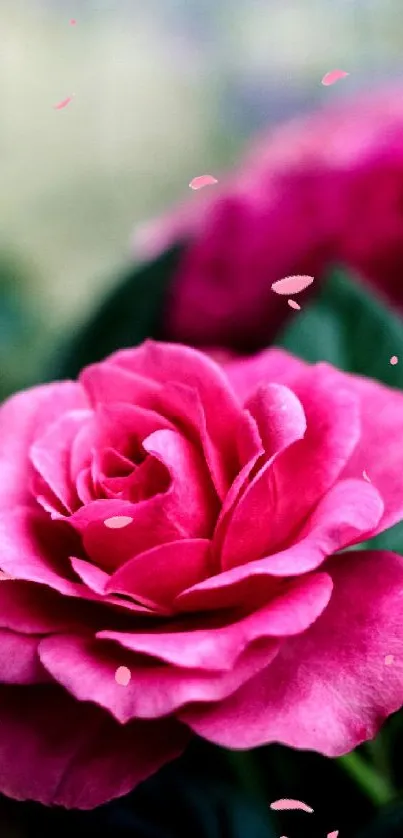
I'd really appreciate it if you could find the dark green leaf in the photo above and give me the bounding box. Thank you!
[277,267,403,390]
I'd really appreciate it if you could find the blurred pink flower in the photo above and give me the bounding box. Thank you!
[1,341,403,806]
[133,86,403,349]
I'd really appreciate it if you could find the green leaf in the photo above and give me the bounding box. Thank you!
[47,246,184,382]
[277,267,403,390]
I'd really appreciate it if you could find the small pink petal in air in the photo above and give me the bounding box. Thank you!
[327,832,339,838]
[70,19,77,25]
[115,666,131,686]
[270,799,313,813]
[288,299,301,311]
[189,175,218,190]
[53,95,74,110]
[321,70,349,86]
[104,516,133,529]
[390,355,398,365]
[385,655,394,665]
[271,275,314,296]
[362,470,371,483]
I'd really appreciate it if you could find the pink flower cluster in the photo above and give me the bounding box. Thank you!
[1,341,403,808]
[133,86,403,348]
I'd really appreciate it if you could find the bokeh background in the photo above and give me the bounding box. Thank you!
[2,0,402,397]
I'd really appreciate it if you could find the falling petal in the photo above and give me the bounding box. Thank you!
[115,666,131,686]
[189,175,218,190]
[327,832,339,838]
[385,655,394,665]
[362,470,371,483]
[321,70,349,86]
[270,799,313,813]
[390,355,399,365]
[104,516,133,529]
[288,299,301,310]
[53,96,74,110]
[70,19,77,25]
[271,275,314,295]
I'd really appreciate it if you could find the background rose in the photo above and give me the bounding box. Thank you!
[132,86,403,350]
[1,340,403,809]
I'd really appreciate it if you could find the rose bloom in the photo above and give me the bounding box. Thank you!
[133,86,403,350]
[1,340,403,808]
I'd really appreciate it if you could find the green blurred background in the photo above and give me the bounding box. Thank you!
[2,0,403,397]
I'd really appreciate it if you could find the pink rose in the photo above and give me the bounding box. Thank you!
[133,86,403,349]
[1,341,403,808]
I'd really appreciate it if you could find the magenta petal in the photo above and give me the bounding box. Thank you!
[0,685,190,807]
[30,410,91,513]
[332,369,403,535]
[245,383,307,457]
[69,557,110,594]
[0,507,86,597]
[160,381,232,498]
[39,633,279,721]
[0,580,99,634]
[0,631,49,684]
[99,574,331,671]
[109,342,246,491]
[221,349,308,403]
[0,383,88,511]
[178,478,382,611]
[71,432,217,570]
[0,507,148,613]
[81,363,161,409]
[108,540,211,609]
[181,550,403,755]
[219,367,361,567]
[261,370,360,553]
[219,385,307,568]
[96,402,175,458]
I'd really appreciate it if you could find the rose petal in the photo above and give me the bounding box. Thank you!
[0,507,151,614]
[218,384,307,568]
[30,411,91,514]
[220,374,360,566]
[321,70,349,86]
[108,342,245,488]
[53,96,74,110]
[0,631,49,684]
[0,685,189,807]
[270,799,313,813]
[70,431,217,570]
[271,275,314,295]
[177,478,382,611]
[189,175,218,190]
[181,550,403,755]
[104,516,133,529]
[99,573,332,672]
[39,633,279,721]
[0,383,87,511]
[108,539,211,609]
[221,348,308,404]
[321,364,403,535]
[0,580,100,634]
